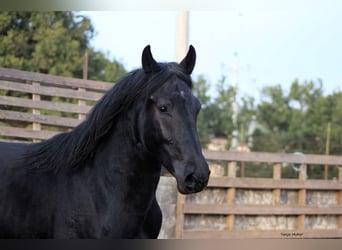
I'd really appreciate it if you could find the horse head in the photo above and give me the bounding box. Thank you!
[140,45,210,194]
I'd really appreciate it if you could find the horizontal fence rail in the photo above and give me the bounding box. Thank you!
[203,150,342,166]
[0,67,112,91]
[0,67,112,142]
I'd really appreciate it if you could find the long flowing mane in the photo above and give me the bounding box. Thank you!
[24,63,192,172]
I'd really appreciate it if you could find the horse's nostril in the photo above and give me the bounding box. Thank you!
[183,171,210,193]
[185,173,196,187]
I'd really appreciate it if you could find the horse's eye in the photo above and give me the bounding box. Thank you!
[159,105,168,113]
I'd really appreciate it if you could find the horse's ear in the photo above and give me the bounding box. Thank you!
[142,45,160,74]
[180,45,196,74]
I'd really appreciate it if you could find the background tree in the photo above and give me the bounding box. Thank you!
[211,75,235,138]
[306,92,342,155]
[0,11,126,81]
[192,75,212,146]
[252,79,342,155]
[193,75,257,149]
[236,96,256,148]
[0,12,90,76]
[86,50,126,82]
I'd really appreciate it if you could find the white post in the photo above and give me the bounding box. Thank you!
[176,11,189,62]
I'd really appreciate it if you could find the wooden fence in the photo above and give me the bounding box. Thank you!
[175,150,342,239]
[0,67,112,142]
[1,67,342,238]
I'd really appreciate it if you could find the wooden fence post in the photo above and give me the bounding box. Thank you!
[78,52,88,121]
[78,88,86,120]
[338,167,342,229]
[272,163,281,205]
[226,161,237,231]
[175,193,185,239]
[297,164,307,230]
[32,81,41,142]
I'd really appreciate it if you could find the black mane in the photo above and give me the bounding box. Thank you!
[24,62,193,172]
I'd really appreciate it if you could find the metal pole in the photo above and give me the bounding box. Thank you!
[230,52,239,150]
[83,52,88,80]
[325,122,331,179]
[326,122,331,155]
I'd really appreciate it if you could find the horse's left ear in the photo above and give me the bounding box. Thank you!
[142,45,160,74]
[180,45,196,74]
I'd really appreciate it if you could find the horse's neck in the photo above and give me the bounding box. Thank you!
[89,119,161,230]
[93,118,161,189]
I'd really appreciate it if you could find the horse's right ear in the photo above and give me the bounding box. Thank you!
[142,45,160,74]
[180,45,196,74]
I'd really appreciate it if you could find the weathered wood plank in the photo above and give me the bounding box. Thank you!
[32,81,41,143]
[203,149,342,165]
[175,193,185,239]
[208,177,342,190]
[226,162,236,230]
[0,126,61,140]
[0,110,81,127]
[0,80,104,101]
[182,229,342,239]
[0,67,113,91]
[0,95,91,114]
[183,204,342,215]
[297,164,307,230]
[272,163,281,205]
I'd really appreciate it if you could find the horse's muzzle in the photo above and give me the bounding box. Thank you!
[178,170,211,194]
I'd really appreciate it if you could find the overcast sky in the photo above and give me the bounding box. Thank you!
[80,3,342,101]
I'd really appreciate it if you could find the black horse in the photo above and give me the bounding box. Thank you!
[0,45,210,238]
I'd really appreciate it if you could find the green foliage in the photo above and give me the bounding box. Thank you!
[86,50,127,83]
[193,75,257,149]
[0,11,126,81]
[192,75,211,146]
[236,96,256,145]
[212,76,235,138]
[192,75,236,147]
[0,12,90,77]
[254,79,342,155]
[240,162,274,178]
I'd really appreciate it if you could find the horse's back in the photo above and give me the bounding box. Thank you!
[0,141,54,238]
[0,141,29,168]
